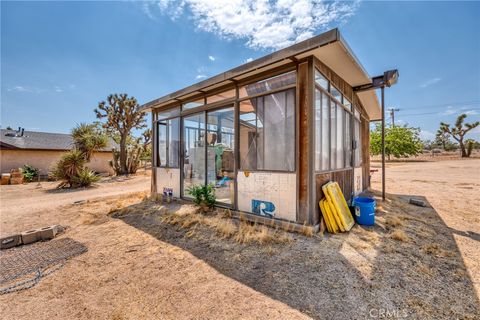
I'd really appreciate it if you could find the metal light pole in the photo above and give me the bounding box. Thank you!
[353,69,399,203]
[381,87,386,201]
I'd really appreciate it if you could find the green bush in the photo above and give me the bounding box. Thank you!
[71,167,101,187]
[186,184,216,208]
[22,165,39,182]
[51,150,87,188]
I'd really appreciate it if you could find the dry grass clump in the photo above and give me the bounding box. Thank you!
[414,262,436,277]
[300,222,314,237]
[421,243,455,258]
[385,215,405,229]
[215,219,237,238]
[389,229,410,242]
[159,208,292,245]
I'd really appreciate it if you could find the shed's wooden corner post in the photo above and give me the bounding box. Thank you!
[297,57,316,225]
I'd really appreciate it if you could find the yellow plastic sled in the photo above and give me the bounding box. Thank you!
[320,198,339,234]
[319,181,355,233]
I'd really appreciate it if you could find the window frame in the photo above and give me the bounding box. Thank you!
[156,115,181,169]
[239,87,296,173]
[314,68,355,173]
[353,106,363,167]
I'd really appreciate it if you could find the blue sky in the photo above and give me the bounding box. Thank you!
[1,1,479,140]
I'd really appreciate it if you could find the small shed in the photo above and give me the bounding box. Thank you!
[142,28,380,228]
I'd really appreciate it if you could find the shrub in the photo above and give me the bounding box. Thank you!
[51,150,86,188]
[71,167,101,187]
[186,184,216,208]
[22,165,39,182]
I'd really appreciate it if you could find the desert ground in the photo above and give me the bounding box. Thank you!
[1,159,479,319]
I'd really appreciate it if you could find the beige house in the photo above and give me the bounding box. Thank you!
[0,128,114,176]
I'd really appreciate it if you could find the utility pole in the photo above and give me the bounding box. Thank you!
[388,108,400,127]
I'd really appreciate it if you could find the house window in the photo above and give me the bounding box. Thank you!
[157,117,180,167]
[158,107,180,120]
[182,98,204,110]
[315,68,354,172]
[239,71,296,98]
[206,88,236,104]
[354,108,362,166]
[315,70,329,90]
[239,88,295,172]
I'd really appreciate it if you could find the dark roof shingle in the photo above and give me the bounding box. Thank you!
[0,129,114,151]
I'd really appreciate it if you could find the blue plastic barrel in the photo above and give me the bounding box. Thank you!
[353,197,376,226]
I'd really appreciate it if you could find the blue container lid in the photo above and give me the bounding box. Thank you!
[354,197,376,204]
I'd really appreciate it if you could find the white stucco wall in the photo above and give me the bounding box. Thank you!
[353,166,363,195]
[237,171,297,221]
[155,167,181,198]
[0,150,113,175]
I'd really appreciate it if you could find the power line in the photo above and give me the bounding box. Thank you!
[399,108,480,117]
[398,100,480,111]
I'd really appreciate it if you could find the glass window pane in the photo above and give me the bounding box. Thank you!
[207,107,235,204]
[259,90,295,171]
[345,112,352,168]
[315,89,321,171]
[239,88,295,172]
[183,98,204,110]
[315,70,329,91]
[354,119,361,166]
[336,106,344,169]
[354,107,361,120]
[256,97,264,169]
[206,88,236,104]
[322,92,330,171]
[331,85,342,104]
[157,122,167,166]
[168,118,180,167]
[344,97,352,111]
[158,107,180,120]
[239,71,296,98]
[330,100,337,170]
[239,99,257,171]
[183,113,205,195]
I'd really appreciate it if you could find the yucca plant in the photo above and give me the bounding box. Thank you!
[186,184,216,212]
[71,167,101,187]
[51,150,86,188]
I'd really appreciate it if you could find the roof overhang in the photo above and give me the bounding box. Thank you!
[142,28,382,120]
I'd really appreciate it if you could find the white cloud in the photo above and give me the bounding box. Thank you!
[7,85,72,94]
[440,106,479,116]
[142,0,359,50]
[7,86,32,92]
[419,77,442,88]
[244,57,254,63]
[420,130,435,140]
[440,106,457,116]
[7,86,43,93]
[208,55,216,61]
[195,74,207,79]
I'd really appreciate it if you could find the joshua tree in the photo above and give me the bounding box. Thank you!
[435,130,450,150]
[439,114,479,157]
[94,94,147,175]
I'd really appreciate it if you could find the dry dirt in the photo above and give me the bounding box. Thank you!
[1,160,479,319]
